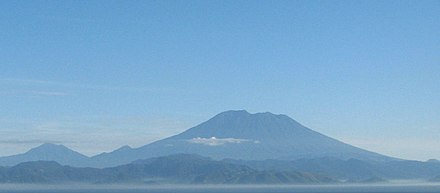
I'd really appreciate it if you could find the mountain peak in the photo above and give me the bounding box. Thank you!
[36,143,65,148]
[216,110,285,117]
[114,145,132,152]
[134,110,393,164]
[172,110,308,140]
[28,143,71,154]
[427,159,440,163]
[216,110,250,116]
[0,143,89,167]
[25,143,89,160]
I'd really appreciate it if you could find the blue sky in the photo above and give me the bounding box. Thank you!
[0,0,439,160]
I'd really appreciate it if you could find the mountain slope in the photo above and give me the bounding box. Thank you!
[430,176,440,182]
[105,154,335,184]
[0,143,89,167]
[225,157,440,180]
[90,110,393,167]
[0,154,336,184]
[0,161,104,183]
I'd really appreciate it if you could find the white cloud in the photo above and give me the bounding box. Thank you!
[0,139,64,145]
[29,91,67,96]
[188,137,255,146]
[0,90,67,97]
[0,78,181,94]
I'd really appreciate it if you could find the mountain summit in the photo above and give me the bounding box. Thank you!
[90,110,393,167]
[171,110,308,140]
[0,143,89,166]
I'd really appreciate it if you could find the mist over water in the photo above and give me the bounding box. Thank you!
[1,184,440,193]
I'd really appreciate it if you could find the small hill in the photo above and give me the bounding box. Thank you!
[0,143,89,167]
[346,176,388,184]
[0,161,103,183]
[427,159,440,163]
[0,154,336,184]
[224,157,440,180]
[429,176,440,182]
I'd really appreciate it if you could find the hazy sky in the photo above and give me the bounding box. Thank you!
[1,0,439,161]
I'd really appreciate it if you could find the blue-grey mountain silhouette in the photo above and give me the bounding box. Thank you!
[0,154,336,184]
[89,110,393,167]
[1,110,440,182]
[0,143,89,167]
[225,157,440,180]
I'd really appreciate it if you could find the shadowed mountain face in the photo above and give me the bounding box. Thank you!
[430,176,440,182]
[0,154,336,184]
[90,110,393,167]
[0,143,89,167]
[225,157,440,180]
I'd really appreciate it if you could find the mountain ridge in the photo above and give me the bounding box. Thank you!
[0,110,439,182]
[0,110,395,168]
[0,154,336,184]
[0,143,89,167]
[88,110,393,167]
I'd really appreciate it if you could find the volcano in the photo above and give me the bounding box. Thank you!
[90,110,393,167]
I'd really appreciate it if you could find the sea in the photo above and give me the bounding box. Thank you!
[1,184,440,193]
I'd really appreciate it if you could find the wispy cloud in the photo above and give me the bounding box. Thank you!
[0,90,67,97]
[0,77,182,93]
[29,91,67,96]
[0,78,55,85]
[0,139,65,145]
[188,137,257,146]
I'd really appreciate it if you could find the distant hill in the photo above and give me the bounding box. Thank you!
[0,154,336,184]
[427,159,440,163]
[346,176,388,184]
[1,110,439,182]
[224,157,440,180]
[0,161,104,183]
[0,143,89,167]
[430,176,440,182]
[89,110,393,167]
